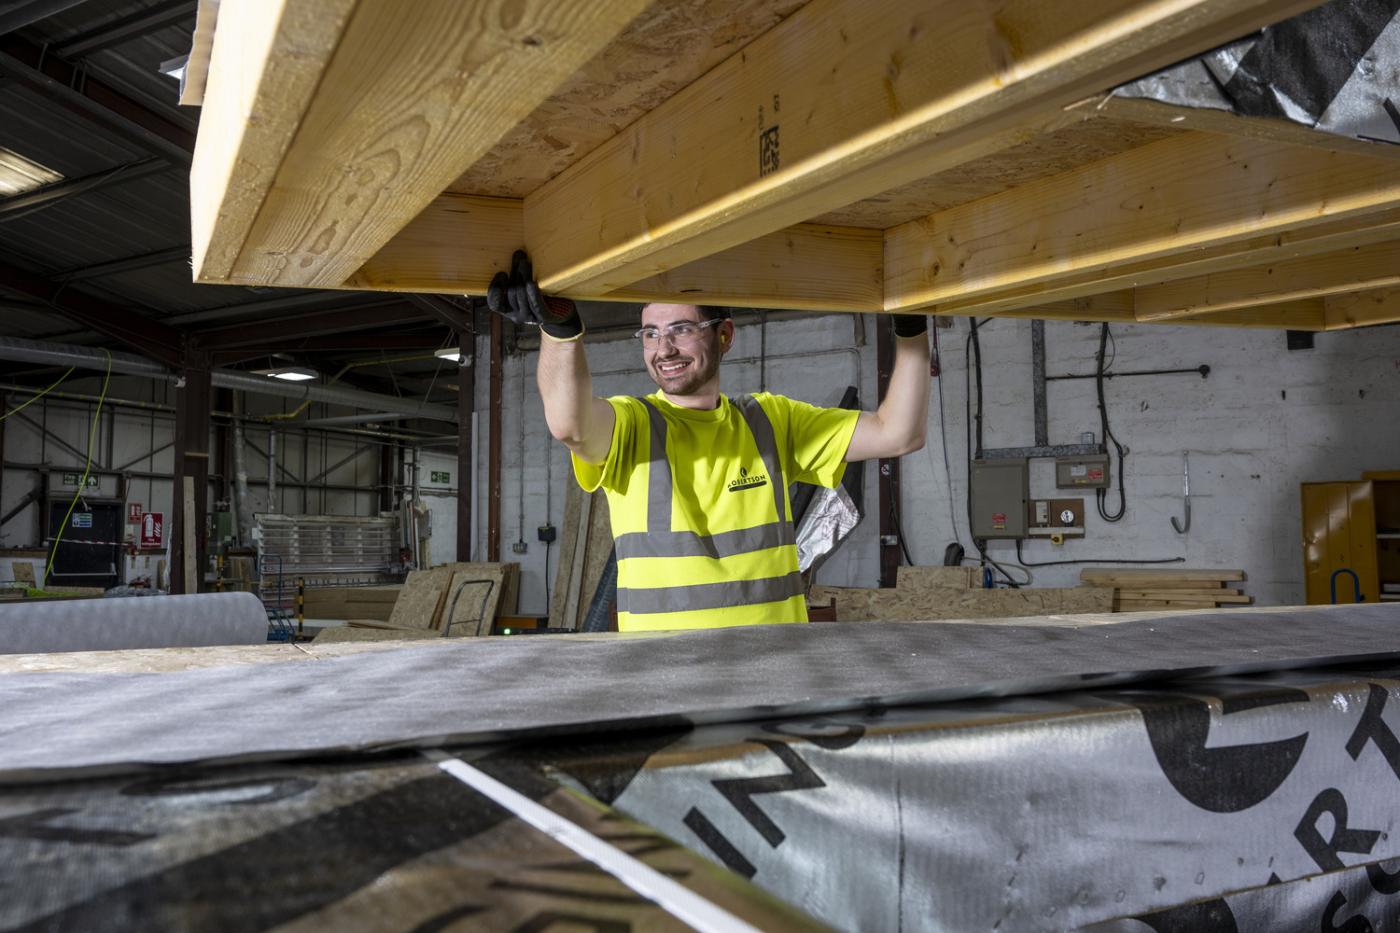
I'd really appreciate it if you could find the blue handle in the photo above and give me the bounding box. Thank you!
[1330,568,1364,605]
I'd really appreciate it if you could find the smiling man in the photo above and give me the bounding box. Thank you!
[489,252,930,631]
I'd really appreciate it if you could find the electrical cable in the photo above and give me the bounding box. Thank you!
[1095,324,1129,522]
[1014,539,1183,568]
[44,350,112,586]
[0,367,74,422]
[927,323,965,554]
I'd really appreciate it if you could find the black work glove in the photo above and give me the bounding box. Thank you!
[891,313,929,339]
[486,250,583,339]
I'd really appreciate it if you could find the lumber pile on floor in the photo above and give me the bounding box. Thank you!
[1080,568,1251,611]
[810,565,1113,622]
[322,563,520,639]
[301,585,401,621]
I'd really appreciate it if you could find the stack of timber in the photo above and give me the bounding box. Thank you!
[549,485,613,631]
[811,565,1113,622]
[315,563,519,642]
[301,585,401,622]
[1081,568,1252,610]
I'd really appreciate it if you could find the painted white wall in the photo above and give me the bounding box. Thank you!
[907,318,1400,605]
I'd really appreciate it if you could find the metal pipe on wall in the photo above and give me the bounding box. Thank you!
[266,428,278,513]
[0,337,459,422]
[231,394,252,546]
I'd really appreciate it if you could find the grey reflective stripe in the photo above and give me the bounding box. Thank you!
[615,521,794,560]
[732,394,788,525]
[617,571,804,615]
[638,399,673,538]
[623,396,793,562]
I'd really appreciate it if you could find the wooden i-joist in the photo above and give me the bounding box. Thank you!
[186,0,1400,331]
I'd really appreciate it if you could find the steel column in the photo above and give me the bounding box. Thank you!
[456,319,475,562]
[170,346,210,594]
[487,315,502,562]
[876,321,901,588]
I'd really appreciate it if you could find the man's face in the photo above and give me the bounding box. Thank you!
[640,303,731,397]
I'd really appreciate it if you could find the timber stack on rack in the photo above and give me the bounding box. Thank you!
[1081,567,1252,610]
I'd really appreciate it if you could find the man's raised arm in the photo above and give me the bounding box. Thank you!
[844,315,931,462]
[487,250,614,465]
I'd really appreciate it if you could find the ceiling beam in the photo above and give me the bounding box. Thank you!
[193,304,433,349]
[191,0,655,289]
[55,245,191,282]
[0,36,194,165]
[1324,287,1400,330]
[522,0,1326,297]
[1097,96,1400,163]
[885,131,1400,315]
[1135,241,1400,321]
[52,0,196,59]
[0,158,170,218]
[0,0,90,36]
[0,258,184,366]
[349,193,886,310]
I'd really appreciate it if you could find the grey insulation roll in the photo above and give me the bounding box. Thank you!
[0,592,268,655]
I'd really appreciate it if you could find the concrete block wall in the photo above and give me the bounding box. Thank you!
[906,319,1400,605]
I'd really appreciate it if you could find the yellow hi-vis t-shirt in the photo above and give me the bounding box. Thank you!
[572,391,859,631]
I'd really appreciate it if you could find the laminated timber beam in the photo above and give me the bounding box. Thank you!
[191,0,653,289]
[1095,96,1400,164]
[1134,241,1400,322]
[345,194,885,311]
[522,0,1327,297]
[884,131,1400,316]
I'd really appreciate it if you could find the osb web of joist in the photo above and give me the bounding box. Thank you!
[191,0,1400,332]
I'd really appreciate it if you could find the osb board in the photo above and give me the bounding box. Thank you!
[809,117,1182,228]
[811,585,1114,622]
[441,565,511,637]
[895,565,978,590]
[449,0,808,198]
[386,569,451,630]
[549,484,613,631]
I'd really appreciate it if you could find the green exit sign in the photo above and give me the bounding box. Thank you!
[62,473,98,487]
[430,470,451,483]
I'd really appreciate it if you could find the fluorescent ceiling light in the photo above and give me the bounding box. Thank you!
[434,348,471,363]
[252,366,317,382]
[0,147,62,197]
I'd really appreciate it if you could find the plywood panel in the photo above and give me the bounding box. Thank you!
[449,0,810,198]
[810,118,1181,228]
[810,585,1113,622]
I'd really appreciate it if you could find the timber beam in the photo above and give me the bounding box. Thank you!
[1134,241,1400,321]
[523,0,1326,297]
[884,131,1400,316]
[191,0,654,289]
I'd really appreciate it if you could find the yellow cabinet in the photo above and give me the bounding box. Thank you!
[1301,475,1400,605]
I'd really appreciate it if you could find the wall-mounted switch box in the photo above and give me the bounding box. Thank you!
[970,459,1029,539]
[1027,498,1086,536]
[1056,454,1110,489]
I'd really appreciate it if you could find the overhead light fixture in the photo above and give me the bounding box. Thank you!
[434,348,472,365]
[252,365,318,382]
[0,146,62,197]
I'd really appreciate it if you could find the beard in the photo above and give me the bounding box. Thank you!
[647,339,722,396]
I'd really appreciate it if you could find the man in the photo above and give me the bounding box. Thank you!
[489,252,930,632]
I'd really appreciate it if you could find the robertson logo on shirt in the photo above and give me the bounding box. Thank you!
[728,466,769,492]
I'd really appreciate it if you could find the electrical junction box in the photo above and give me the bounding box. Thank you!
[1056,454,1110,489]
[1028,498,1086,537]
[969,459,1029,539]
